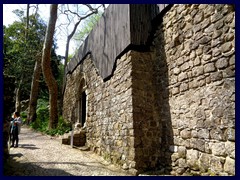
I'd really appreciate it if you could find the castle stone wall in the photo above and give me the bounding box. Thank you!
[153,4,235,175]
[63,4,235,175]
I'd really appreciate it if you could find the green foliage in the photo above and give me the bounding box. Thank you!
[20,111,27,124]
[4,12,47,101]
[45,116,71,136]
[73,12,102,48]
[30,98,71,136]
[4,9,63,102]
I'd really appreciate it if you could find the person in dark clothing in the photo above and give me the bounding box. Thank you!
[10,112,22,148]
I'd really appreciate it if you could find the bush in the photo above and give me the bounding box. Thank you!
[30,99,71,136]
[20,111,27,124]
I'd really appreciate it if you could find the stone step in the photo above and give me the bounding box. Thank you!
[61,128,86,147]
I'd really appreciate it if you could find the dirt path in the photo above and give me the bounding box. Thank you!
[4,126,133,176]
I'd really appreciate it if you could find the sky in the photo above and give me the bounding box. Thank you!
[3,4,107,57]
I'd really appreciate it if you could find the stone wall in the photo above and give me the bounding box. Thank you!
[63,4,235,176]
[153,4,235,175]
[131,51,163,172]
[63,52,137,174]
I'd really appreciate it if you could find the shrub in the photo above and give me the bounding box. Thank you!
[30,98,71,136]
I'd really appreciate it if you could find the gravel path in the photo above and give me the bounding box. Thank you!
[4,126,133,176]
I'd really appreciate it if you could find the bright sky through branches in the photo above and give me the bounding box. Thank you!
[3,4,107,57]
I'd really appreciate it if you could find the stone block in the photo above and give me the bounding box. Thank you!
[212,48,221,57]
[211,13,223,23]
[210,142,226,156]
[223,67,235,78]
[204,63,216,73]
[198,129,209,139]
[190,138,205,152]
[224,157,235,175]
[221,42,233,53]
[171,153,179,162]
[186,149,199,170]
[179,83,188,92]
[209,156,224,174]
[192,66,204,77]
[202,54,212,62]
[215,57,229,69]
[178,72,188,82]
[212,30,223,39]
[210,128,226,141]
[210,71,223,82]
[225,141,235,159]
[178,146,186,158]
[214,20,224,30]
[194,108,206,120]
[194,11,204,24]
[225,128,235,141]
[198,36,211,45]
[180,129,191,139]
[181,62,190,71]
[199,153,210,172]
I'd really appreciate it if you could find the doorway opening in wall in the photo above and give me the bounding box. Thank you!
[78,91,86,127]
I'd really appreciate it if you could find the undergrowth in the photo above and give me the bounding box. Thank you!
[29,99,71,136]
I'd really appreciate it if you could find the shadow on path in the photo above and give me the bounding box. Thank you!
[4,154,74,176]
[18,144,40,150]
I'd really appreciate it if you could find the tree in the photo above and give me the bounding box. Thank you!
[4,9,47,113]
[73,12,102,48]
[58,4,104,75]
[41,4,59,129]
[27,4,44,124]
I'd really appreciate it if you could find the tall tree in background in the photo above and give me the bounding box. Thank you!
[15,4,29,112]
[27,4,44,124]
[61,4,102,75]
[4,7,47,114]
[73,13,102,48]
[42,4,59,129]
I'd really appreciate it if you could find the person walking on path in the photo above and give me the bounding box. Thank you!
[10,112,22,148]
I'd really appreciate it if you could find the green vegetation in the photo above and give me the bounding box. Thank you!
[29,99,71,136]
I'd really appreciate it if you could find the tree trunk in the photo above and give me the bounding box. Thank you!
[41,4,58,129]
[27,54,42,124]
[15,77,23,112]
[25,4,30,39]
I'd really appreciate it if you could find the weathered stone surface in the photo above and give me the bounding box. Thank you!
[225,141,235,159]
[225,128,235,141]
[210,142,226,156]
[211,13,223,23]
[224,157,235,175]
[178,146,186,158]
[210,71,223,82]
[194,11,204,24]
[221,42,233,53]
[204,63,216,73]
[197,129,209,139]
[209,156,224,174]
[178,72,188,82]
[180,129,191,139]
[202,54,212,62]
[63,4,235,176]
[214,20,224,30]
[199,153,210,172]
[186,149,199,170]
[198,36,211,44]
[212,30,223,39]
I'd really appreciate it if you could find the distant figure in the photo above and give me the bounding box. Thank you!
[10,112,22,148]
